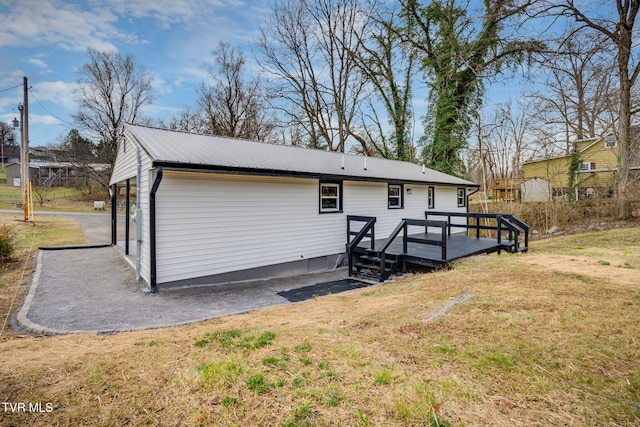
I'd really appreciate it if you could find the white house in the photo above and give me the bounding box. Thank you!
[109,124,478,292]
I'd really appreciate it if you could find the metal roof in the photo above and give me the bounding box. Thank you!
[124,124,478,187]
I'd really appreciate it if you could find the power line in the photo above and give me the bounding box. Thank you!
[28,87,75,129]
[0,83,22,94]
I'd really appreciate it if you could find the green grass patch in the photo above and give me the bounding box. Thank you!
[199,329,277,351]
[196,359,244,388]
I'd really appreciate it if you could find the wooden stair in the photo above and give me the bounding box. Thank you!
[351,248,400,282]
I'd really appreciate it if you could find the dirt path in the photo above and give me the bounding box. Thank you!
[517,252,639,286]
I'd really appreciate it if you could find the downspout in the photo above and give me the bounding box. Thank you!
[149,166,163,293]
[110,184,117,245]
[125,179,130,255]
[134,144,142,282]
[467,187,479,213]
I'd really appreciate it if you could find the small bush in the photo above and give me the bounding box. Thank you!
[0,225,16,261]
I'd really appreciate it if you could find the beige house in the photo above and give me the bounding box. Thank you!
[522,136,625,199]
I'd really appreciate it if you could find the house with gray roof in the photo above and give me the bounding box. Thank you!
[110,124,482,292]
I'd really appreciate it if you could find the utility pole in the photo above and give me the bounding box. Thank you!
[19,76,30,221]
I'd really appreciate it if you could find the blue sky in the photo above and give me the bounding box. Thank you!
[0,0,272,147]
[0,0,536,150]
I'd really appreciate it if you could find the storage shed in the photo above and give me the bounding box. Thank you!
[521,177,552,202]
[109,125,479,292]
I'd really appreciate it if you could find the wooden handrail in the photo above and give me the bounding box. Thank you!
[425,211,529,253]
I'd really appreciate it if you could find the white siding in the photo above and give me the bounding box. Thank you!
[155,172,344,283]
[109,137,154,285]
[153,173,468,284]
[110,138,139,184]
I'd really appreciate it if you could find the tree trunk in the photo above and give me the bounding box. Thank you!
[617,24,633,219]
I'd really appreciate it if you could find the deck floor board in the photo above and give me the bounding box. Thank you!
[366,232,513,265]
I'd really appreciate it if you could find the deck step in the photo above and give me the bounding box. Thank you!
[354,262,394,273]
[353,270,387,281]
[358,255,397,265]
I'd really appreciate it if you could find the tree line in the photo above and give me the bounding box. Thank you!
[21,0,639,219]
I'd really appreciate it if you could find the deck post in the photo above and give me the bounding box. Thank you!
[424,212,429,234]
[402,221,408,254]
[441,222,447,260]
[497,215,502,254]
[475,214,480,239]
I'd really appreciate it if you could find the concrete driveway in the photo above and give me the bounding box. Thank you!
[15,211,350,334]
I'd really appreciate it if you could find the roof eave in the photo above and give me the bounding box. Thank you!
[152,160,479,188]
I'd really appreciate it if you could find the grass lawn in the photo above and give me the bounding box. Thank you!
[0,182,108,213]
[0,222,638,426]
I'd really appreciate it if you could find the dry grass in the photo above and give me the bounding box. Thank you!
[0,223,639,426]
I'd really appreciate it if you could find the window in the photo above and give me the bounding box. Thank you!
[428,186,435,209]
[319,181,342,213]
[605,136,617,148]
[580,162,596,171]
[388,184,403,209]
[457,188,467,207]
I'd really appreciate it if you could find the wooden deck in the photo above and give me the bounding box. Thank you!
[347,213,529,281]
[376,232,514,268]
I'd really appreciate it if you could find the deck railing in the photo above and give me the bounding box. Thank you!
[346,216,376,276]
[347,216,449,281]
[425,211,529,253]
[346,215,376,250]
[378,219,449,261]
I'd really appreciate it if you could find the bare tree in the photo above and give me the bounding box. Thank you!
[157,107,207,134]
[530,31,616,152]
[198,42,274,141]
[350,2,417,160]
[466,99,539,195]
[257,0,371,152]
[73,48,154,167]
[543,0,640,218]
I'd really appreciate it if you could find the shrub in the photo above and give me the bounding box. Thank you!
[0,226,16,261]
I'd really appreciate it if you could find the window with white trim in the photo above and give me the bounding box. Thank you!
[457,188,467,207]
[605,136,617,148]
[428,186,435,209]
[580,162,596,171]
[320,181,342,213]
[388,184,403,209]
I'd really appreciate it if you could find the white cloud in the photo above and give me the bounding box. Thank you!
[30,113,62,126]
[28,58,48,68]
[101,0,241,28]
[0,0,135,51]
[31,80,78,109]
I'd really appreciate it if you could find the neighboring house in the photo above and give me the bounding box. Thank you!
[490,178,522,201]
[522,135,633,200]
[6,161,108,187]
[109,124,480,291]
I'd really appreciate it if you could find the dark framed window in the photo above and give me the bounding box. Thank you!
[428,186,435,209]
[388,184,403,209]
[319,181,342,213]
[457,188,467,207]
[580,162,596,171]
